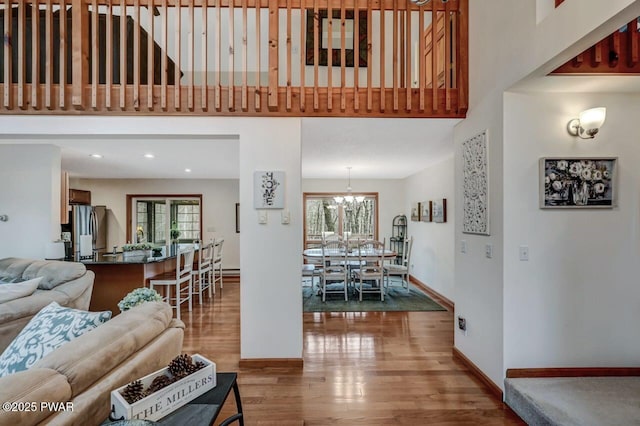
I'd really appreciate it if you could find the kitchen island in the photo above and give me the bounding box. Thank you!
[81,246,189,315]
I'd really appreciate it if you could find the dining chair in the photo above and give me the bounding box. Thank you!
[352,240,386,301]
[212,238,225,293]
[191,241,213,304]
[320,239,349,302]
[385,236,413,292]
[149,246,194,320]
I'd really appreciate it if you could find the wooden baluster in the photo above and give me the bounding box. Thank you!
[147,0,154,109]
[594,40,602,64]
[187,0,193,110]
[241,0,247,111]
[133,0,140,110]
[629,19,638,67]
[313,0,318,111]
[431,3,438,112]
[326,1,332,111]
[354,3,359,112]
[201,0,207,110]
[174,0,181,110]
[405,4,411,111]
[105,0,112,109]
[392,0,398,111]
[367,0,372,111]
[119,0,126,109]
[72,0,88,109]
[59,0,66,108]
[299,0,305,111]
[611,30,620,68]
[419,4,424,111]
[444,0,451,112]
[228,0,234,110]
[17,0,25,108]
[457,0,468,114]
[45,0,52,109]
[339,0,345,111]
[31,0,40,109]
[379,1,385,112]
[286,0,291,111]
[255,0,261,111]
[161,0,167,110]
[215,0,221,110]
[3,0,12,108]
[267,0,277,109]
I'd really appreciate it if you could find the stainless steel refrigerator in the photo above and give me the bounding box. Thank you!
[66,205,108,259]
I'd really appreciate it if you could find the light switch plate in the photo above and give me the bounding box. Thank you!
[519,245,529,261]
[461,240,467,254]
[281,210,290,225]
[258,211,268,224]
[485,243,493,259]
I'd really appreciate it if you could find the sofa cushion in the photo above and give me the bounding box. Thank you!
[0,302,111,377]
[0,276,42,303]
[36,301,174,397]
[22,260,87,290]
[0,258,33,282]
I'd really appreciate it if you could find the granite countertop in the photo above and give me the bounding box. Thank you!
[79,244,198,265]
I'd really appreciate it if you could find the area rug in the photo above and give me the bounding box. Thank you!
[302,282,446,312]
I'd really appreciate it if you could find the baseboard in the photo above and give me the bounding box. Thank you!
[506,367,640,378]
[238,358,304,369]
[452,347,503,399]
[409,275,454,311]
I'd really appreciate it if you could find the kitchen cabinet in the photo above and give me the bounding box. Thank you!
[69,189,91,205]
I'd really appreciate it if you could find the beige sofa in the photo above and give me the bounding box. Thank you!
[0,258,95,350]
[0,301,184,425]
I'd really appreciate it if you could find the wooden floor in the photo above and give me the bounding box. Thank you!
[181,278,524,425]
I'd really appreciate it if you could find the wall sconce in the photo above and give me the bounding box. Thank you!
[567,107,606,139]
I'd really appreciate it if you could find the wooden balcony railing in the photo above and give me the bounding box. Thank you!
[0,0,467,117]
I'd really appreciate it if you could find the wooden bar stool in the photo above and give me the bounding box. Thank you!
[192,241,214,304]
[149,247,194,320]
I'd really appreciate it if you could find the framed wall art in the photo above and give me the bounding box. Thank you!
[411,202,421,221]
[420,201,432,222]
[432,199,447,223]
[540,157,617,209]
[462,130,489,235]
[254,171,285,209]
[305,9,368,67]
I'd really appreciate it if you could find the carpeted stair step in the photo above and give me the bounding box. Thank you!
[504,377,640,426]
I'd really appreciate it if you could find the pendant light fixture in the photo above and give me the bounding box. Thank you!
[334,167,365,205]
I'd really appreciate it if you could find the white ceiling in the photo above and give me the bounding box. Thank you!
[0,117,461,180]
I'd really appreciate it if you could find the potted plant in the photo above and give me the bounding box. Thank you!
[117,287,163,312]
[122,243,154,259]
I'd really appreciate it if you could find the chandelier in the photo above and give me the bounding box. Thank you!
[334,167,365,205]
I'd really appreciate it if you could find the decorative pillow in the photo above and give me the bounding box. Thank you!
[0,302,111,377]
[0,276,42,303]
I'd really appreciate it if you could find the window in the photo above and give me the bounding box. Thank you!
[127,195,202,244]
[304,193,378,248]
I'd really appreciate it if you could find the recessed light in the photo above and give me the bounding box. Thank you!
[90,154,103,159]
[144,153,155,159]
[184,168,192,173]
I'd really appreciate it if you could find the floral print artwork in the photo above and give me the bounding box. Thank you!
[541,158,616,208]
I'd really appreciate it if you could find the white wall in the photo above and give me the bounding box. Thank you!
[70,178,240,269]
[404,155,455,300]
[0,145,61,260]
[302,178,405,245]
[454,0,639,390]
[503,92,640,368]
[0,116,303,360]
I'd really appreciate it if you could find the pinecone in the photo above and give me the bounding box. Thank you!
[168,354,194,379]
[146,374,174,396]
[121,380,145,404]
[186,360,206,375]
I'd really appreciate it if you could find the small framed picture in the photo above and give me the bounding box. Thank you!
[420,201,432,222]
[254,171,285,209]
[411,202,421,221]
[432,199,447,223]
[540,158,617,209]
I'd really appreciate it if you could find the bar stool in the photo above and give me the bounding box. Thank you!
[149,247,194,320]
[192,241,213,304]
[212,238,224,293]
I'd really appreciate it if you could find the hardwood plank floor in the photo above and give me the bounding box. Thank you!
[181,278,524,425]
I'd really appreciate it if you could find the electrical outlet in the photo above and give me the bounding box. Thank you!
[457,316,466,331]
[519,245,529,261]
[485,243,493,259]
[461,240,467,254]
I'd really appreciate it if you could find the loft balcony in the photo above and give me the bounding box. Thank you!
[0,0,467,118]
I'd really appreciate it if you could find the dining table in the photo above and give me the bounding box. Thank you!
[302,247,397,262]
